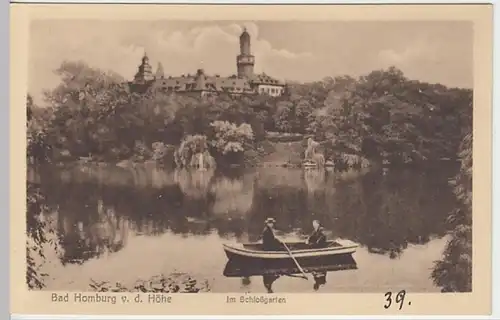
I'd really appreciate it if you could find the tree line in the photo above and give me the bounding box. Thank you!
[27,61,471,170]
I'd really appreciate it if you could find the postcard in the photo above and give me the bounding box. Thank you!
[11,3,493,316]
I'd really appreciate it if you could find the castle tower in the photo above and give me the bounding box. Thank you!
[134,52,154,83]
[195,68,206,91]
[236,27,255,78]
[155,62,165,79]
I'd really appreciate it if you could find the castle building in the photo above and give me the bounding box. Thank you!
[128,28,286,97]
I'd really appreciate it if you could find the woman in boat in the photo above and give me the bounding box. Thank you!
[306,220,327,248]
[261,218,283,251]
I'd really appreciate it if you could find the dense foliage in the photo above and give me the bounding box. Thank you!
[431,130,472,292]
[28,61,471,170]
[306,68,472,167]
[26,183,58,289]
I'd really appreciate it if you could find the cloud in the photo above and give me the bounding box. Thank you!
[28,21,471,105]
[377,37,437,66]
[375,35,471,88]
[28,21,314,105]
[144,22,314,75]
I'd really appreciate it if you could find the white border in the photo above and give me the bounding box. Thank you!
[6,0,498,319]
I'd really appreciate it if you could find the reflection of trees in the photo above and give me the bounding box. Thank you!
[53,190,130,265]
[303,169,326,194]
[256,167,304,189]
[247,185,309,242]
[26,182,56,289]
[53,163,178,189]
[35,163,456,265]
[334,169,453,258]
[174,169,215,199]
[209,216,247,241]
[210,172,254,216]
[247,168,454,258]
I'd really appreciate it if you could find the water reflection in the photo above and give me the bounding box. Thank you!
[222,253,357,293]
[174,169,214,200]
[263,275,279,293]
[260,273,325,293]
[30,164,456,270]
[312,272,327,291]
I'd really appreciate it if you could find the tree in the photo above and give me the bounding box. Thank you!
[43,60,125,108]
[273,101,294,133]
[27,94,52,165]
[307,67,472,169]
[209,120,254,165]
[27,183,57,289]
[432,132,472,292]
[32,61,472,169]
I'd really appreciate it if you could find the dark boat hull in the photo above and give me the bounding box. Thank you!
[222,239,358,277]
[223,252,358,277]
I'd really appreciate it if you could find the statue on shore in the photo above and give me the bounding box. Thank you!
[304,138,325,168]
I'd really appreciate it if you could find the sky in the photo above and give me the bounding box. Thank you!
[28,20,473,105]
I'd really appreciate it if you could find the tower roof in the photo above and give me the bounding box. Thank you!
[240,27,250,39]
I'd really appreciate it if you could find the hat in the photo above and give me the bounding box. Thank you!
[265,217,276,224]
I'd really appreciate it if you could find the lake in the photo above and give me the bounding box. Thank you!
[28,163,458,293]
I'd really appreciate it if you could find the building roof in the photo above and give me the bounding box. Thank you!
[147,70,285,93]
[249,73,285,86]
[240,27,250,40]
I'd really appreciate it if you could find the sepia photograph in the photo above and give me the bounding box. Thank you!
[12,3,492,316]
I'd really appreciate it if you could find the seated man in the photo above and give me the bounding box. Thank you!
[306,220,327,248]
[261,218,283,251]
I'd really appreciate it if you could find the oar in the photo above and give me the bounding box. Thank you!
[283,273,307,279]
[282,242,309,280]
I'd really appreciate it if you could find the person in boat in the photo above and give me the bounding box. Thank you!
[262,218,283,251]
[306,220,327,248]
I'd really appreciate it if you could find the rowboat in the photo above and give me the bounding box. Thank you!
[223,239,358,262]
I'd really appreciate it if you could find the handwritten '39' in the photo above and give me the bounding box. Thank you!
[384,290,410,310]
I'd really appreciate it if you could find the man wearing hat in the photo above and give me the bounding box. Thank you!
[261,218,283,251]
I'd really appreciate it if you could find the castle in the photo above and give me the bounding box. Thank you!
[128,28,286,97]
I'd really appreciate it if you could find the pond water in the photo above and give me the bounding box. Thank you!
[29,163,458,293]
